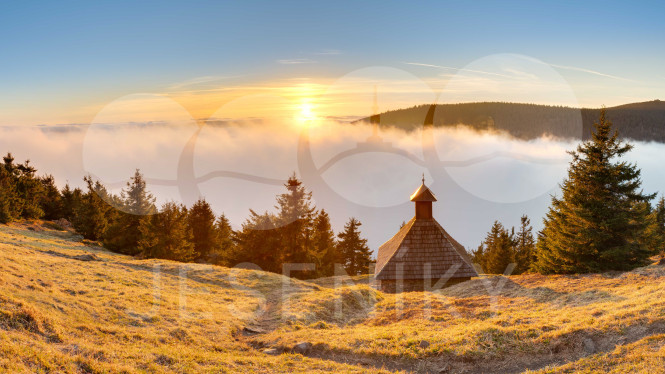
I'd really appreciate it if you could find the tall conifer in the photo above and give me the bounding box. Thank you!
[533,109,655,274]
[337,218,372,276]
[312,209,338,277]
[104,170,156,255]
[73,176,110,241]
[139,202,194,262]
[275,174,315,273]
[187,199,218,261]
[513,215,536,274]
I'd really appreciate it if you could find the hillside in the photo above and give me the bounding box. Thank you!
[359,101,665,142]
[2,222,665,373]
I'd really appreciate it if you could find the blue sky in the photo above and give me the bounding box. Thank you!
[1,0,664,125]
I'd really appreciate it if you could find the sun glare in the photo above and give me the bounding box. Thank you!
[298,101,317,123]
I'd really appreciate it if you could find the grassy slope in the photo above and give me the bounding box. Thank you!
[1,222,665,373]
[0,222,385,373]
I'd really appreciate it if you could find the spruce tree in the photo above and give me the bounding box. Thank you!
[104,170,156,255]
[61,184,83,222]
[1,154,20,221]
[337,218,372,275]
[275,174,315,272]
[233,174,319,276]
[139,202,194,262]
[479,221,515,274]
[123,170,156,216]
[0,154,45,220]
[645,196,665,254]
[470,244,486,269]
[212,213,235,265]
[533,109,655,274]
[0,193,10,224]
[312,209,338,277]
[187,199,218,261]
[73,176,110,241]
[513,215,536,274]
[233,210,280,272]
[0,157,17,223]
[40,175,63,220]
[15,159,45,219]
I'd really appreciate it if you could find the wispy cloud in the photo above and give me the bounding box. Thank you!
[406,60,637,83]
[547,63,636,82]
[167,75,238,90]
[277,58,317,65]
[312,49,342,56]
[404,62,514,79]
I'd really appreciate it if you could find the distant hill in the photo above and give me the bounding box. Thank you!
[611,99,665,111]
[358,100,665,142]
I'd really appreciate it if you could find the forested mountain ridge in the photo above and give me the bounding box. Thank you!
[359,100,665,142]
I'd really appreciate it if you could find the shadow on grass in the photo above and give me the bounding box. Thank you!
[441,276,625,307]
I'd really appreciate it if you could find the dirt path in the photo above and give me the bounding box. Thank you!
[245,289,285,334]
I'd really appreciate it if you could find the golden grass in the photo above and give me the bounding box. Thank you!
[0,222,392,373]
[530,334,665,373]
[2,221,665,373]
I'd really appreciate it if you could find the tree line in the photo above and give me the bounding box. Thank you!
[472,109,665,274]
[471,215,536,275]
[371,100,665,143]
[0,161,372,279]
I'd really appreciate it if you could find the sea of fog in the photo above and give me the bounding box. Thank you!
[2,120,664,253]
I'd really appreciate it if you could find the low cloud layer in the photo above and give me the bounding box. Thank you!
[2,119,664,252]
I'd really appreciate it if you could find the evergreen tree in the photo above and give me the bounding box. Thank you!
[123,170,156,216]
[275,174,316,277]
[513,215,536,274]
[212,213,235,265]
[0,157,17,223]
[337,218,372,275]
[40,175,63,220]
[104,170,156,255]
[232,174,320,276]
[470,243,486,269]
[233,210,281,272]
[15,159,45,219]
[61,184,83,222]
[73,176,110,241]
[0,154,45,220]
[312,209,338,277]
[645,196,665,254]
[187,199,218,261]
[475,221,515,274]
[533,109,655,274]
[139,202,194,262]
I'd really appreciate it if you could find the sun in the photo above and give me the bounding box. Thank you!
[300,102,315,119]
[297,101,318,124]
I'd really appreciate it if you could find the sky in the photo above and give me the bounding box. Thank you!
[2,1,665,251]
[1,0,665,126]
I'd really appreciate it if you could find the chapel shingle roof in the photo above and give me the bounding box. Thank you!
[374,217,478,280]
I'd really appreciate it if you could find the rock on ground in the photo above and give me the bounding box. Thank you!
[263,348,281,356]
[292,342,313,354]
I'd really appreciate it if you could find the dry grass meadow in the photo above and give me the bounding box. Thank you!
[1,221,665,373]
